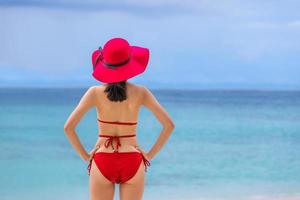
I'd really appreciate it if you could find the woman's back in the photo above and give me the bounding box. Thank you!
[94,82,144,136]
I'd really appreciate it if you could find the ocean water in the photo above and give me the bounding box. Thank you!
[0,88,300,200]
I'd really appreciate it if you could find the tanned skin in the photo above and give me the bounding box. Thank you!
[64,81,175,200]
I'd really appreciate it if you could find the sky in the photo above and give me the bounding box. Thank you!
[0,0,300,89]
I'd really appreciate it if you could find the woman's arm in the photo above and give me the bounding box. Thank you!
[141,86,175,161]
[63,86,96,162]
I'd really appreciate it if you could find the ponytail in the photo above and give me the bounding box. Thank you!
[104,81,127,102]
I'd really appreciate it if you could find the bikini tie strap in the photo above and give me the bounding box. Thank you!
[87,158,93,176]
[141,154,151,172]
[87,151,95,176]
[103,136,113,148]
[136,148,150,172]
[103,136,122,152]
[87,144,100,176]
[114,136,122,152]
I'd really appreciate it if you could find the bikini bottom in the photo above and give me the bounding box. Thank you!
[87,151,150,184]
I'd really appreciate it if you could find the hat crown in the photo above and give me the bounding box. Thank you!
[103,38,131,65]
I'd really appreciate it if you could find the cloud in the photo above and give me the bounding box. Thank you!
[0,1,300,89]
[0,0,194,17]
[287,20,300,27]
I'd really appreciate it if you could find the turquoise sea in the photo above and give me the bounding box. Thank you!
[0,88,300,200]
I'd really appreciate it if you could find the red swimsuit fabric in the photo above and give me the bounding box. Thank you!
[87,119,151,184]
[90,152,143,184]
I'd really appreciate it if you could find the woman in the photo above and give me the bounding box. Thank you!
[64,37,175,200]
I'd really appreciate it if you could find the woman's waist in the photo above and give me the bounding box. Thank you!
[97,138,138,145]
[96,134,139,152]
[95,143,140,153]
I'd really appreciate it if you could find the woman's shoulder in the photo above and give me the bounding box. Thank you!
[127,82,152,96]
[86,85,105,97]
[127,82,144,89]
[90,84,105,91]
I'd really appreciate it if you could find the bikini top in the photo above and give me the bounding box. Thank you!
[97,118,138,152]
[97,118,138,125]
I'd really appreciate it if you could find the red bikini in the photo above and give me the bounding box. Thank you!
[87,118,151,184]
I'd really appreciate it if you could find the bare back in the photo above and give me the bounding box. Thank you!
[64,80,174,156]
[93,82,147,152]
[94,82,143,136]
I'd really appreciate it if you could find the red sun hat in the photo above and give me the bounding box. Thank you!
[91,37,150,83]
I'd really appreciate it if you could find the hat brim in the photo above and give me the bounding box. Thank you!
[91,46,150,83]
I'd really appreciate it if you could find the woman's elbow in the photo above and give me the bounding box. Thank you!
[64,123,74,134]
[164,120,175,131]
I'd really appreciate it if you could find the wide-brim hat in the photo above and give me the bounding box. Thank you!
[91,37,150,83]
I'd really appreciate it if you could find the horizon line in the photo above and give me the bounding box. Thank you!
[0,86,299,92]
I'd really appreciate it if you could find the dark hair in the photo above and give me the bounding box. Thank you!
[104,81,127,102]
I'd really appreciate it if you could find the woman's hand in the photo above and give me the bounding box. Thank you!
[86,145,101,162]
[135,146,152,161]
[144,152,152,161]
